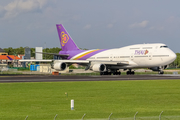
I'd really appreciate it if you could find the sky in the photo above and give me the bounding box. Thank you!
[0,0,180,53]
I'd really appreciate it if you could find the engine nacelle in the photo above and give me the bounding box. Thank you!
[149,65,168,71]
[91,64,106,72]
[149,67,159,71]
[53,62,67,71]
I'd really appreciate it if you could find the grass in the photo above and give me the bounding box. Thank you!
[0,80,180,120]
[0,71,23,75]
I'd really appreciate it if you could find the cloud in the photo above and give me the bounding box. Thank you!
[129,20,149,29]
[0,0,48,19]
[166,16,175,23]
[149,26,164,31]
[83,24,91,29]
[0,5,6,18]
[72,15,81,21]
[107,23,113,28]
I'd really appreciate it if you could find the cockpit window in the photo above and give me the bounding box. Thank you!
[160,46,168,48]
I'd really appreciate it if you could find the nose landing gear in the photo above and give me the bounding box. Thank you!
[158,70,164,74]
[158,66,164,75]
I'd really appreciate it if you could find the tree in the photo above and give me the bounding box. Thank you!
[15,47,25,55]
[3,47,14,55]
[31,48,35,58]
[43,47,61,59]
[170,53,180,68]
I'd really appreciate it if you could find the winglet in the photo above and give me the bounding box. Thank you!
[56,24,80,51]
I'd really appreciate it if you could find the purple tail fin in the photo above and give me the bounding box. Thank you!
[56,24,80,51]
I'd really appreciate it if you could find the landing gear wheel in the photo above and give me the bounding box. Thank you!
[126,71,130,75]
[113,71,121,75]
[118,72,121,75]
[126,71,135,75]
[131,71,135,75]
[100,72,112,75]
[158,71,164,74]
[104,71,108,75]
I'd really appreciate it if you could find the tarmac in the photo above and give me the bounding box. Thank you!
[0,74,180,83]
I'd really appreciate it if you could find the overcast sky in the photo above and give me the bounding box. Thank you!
[0,0,180,52]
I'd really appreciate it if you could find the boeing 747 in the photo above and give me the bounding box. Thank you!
[21,24,177,75]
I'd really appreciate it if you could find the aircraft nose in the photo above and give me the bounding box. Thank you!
[170,52,176,61]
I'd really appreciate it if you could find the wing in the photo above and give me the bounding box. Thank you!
[53,60,90,66]
[35,52,69,57]
[19,52,69,62]
[19,59,53,62]
[19,59,129,65]
[52,60,130,71]
[90,60,129,65]
[53,60,129,65]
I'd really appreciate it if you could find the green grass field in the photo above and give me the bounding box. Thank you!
[0,80,180,120]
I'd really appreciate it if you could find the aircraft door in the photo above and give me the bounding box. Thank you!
[149,53,152,60]
[110,54,113,61]
[131,53,134,60]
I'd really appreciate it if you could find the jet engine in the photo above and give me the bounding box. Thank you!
[149,67,159,71]
[52,62,67,71]
[91,64,106,72]
[149,65,168,71]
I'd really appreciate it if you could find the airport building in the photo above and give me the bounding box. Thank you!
[0,48,22,67]
[0,47,70,74]
[0,48,8,55]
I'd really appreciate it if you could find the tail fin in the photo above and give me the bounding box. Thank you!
[56,24,80,51]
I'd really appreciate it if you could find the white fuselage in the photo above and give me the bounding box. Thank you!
[85,43,176,69]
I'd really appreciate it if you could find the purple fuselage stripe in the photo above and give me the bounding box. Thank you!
[78,49,107,60]
[59,49,107,60]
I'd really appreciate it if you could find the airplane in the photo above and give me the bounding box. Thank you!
[20,24,177,75]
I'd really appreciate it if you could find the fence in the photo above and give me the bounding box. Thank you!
[22,112,180,120]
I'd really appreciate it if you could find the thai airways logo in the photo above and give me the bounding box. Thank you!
[135,50,149,55]
[144,50,148,55]
[60,31,69,46]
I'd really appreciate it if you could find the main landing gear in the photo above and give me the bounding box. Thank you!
[126,69,135,75]
[100,70,121,75]
[100,71,111,75]
[100,70,135,75]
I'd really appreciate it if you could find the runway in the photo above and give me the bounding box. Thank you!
[0,74,180,83]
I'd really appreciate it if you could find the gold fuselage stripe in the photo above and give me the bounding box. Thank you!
[73,49,100,60]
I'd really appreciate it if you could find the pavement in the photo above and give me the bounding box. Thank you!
[0,74,180,83]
